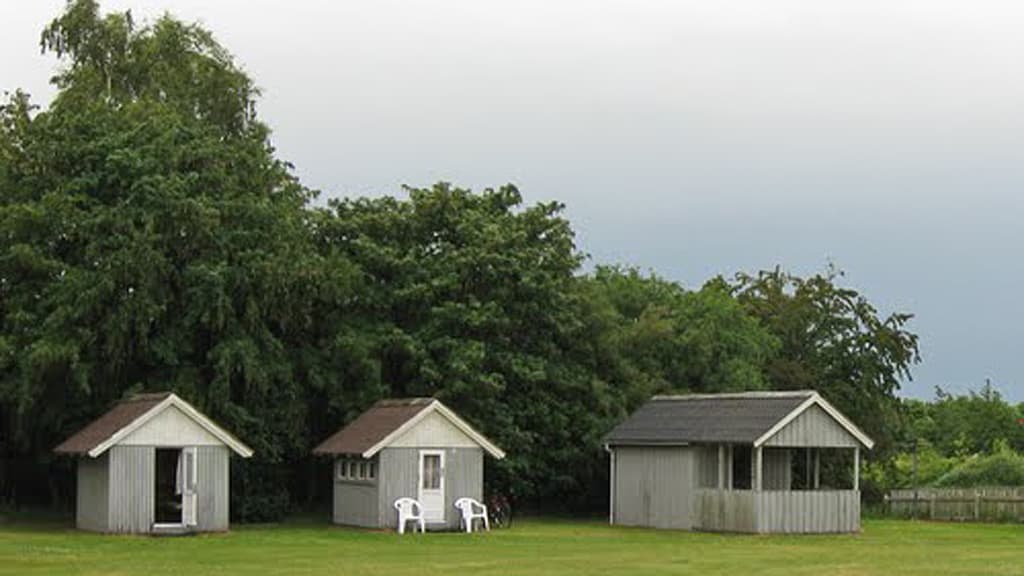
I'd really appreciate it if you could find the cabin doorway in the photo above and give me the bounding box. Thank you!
[155,448,182,524]
[154,447,198,528]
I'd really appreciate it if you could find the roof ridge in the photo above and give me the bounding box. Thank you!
[125,391,174,402]
[374,397,435,407]
[652,390,817,400]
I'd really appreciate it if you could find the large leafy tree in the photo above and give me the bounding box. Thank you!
[728,267,920,451]
[0,0,357,516]
[579,266,777,404]
[319,184,605,504]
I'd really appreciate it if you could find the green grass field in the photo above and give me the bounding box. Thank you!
[1,517,1021,575]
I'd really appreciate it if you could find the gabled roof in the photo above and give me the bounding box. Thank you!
[313,398,505,459]
[604,391,874,449]
[54,392,254,458]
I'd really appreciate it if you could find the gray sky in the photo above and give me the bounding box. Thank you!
[4,1,1023,401]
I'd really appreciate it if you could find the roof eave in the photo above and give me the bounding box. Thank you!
[361,400,506,459]
[752,392,875,450]
[86,394,254,458]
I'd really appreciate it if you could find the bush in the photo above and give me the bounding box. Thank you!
[935,440,1024,487]
[862,440,958,492]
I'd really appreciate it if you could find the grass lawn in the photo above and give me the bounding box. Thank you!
[1,517,1022,575]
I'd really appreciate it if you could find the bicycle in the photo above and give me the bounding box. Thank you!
[487,492,513,529]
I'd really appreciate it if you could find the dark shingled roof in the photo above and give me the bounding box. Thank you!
[54,392,173,455]
[604,391,814,446]
[313,398,435,456]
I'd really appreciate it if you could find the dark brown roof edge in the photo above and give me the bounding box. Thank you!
[53,392,174,455]
[312,398,436,456]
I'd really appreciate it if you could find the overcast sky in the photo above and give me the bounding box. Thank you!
[4,1,1023,401]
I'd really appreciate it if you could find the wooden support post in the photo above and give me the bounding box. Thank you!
[726,445,733,489]
[813,449,820,490]
[754,446,763,492]
[853,447,860,492]
[717,444,725,490]
[805,448,812,489]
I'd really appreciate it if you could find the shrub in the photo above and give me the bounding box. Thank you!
[935,440,1024,487]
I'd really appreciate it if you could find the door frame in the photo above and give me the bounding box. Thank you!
[152,446,198,529]
[417,449,446,524]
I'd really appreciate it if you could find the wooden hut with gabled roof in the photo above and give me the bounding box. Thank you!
[604,390,873,534]
[55,392,253,534]
[313,398,505,530]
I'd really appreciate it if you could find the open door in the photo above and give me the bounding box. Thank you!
[418,450,445,524]
[182,446,198,527]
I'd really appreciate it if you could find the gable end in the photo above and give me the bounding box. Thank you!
[761,404,861,448]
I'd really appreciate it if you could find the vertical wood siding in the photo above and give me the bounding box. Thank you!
[693,490,756,532]
[763,405,859,448]
[697,446,719,488]
[693,489,860,533]
[755,490,860,533]
[76,454,109,532]
[196,446,230,532]
[762,449,792,490]
[334,471,380,527]
[612,446,694,530]
[444,447,483,530]
[377,448,417,529]
[375,447,482,530]
[108,445,155,534]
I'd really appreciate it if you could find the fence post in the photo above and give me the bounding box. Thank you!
[974,490,980,521]
[929,493,935,520]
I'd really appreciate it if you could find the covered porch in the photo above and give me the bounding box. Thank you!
[693,443,863,534]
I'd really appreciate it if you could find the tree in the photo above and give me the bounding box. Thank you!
[0,0,357,517]
[728,267,920,452]
[318,183,610,506]
[579,267,777,404]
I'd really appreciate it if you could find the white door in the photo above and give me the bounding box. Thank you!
[418,450,445,524]
[182,446,198,527]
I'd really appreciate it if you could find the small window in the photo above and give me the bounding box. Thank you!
[336,460,345,480]
[357,461,366,479]
[422,454,441,490]
[368,462,376,479]
[346,460,356,478]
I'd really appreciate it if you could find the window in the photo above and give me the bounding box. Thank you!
[336,457,377,482]
[421,454,441,490]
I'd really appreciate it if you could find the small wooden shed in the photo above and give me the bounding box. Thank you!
[54,392,253,534]
[313,398,505,530]
[604,391,873,534]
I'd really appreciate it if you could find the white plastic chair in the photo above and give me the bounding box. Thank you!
[394,497,426,534]
[454,497,490,533]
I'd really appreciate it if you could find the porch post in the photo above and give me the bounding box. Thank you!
[726,445,733,489]
[608,447,616,524]
[813,449,820,490]
[805,448,812,489]
[854,447,860,492]
[717,444,725,490]
[754,446,763,491]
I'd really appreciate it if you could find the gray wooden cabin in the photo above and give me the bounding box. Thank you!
[604,391,873,534]
[313,398,505,530]
[54,392,253,534]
